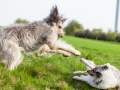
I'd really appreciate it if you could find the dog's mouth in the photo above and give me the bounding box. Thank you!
[58,34,63,38]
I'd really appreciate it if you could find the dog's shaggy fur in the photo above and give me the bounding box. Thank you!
[38,39,80,57]
[0,6,80,70]
[73,58,120,89]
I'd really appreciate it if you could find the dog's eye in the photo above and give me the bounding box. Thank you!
[96,72,102,77]
[58,26,61,29]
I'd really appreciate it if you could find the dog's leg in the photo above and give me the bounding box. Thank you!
[73,75,88,82]
[80,58,96,69]
[73,71,86,74]
[38,44,71,57]
[0,56,4,62]
[55,40,81,56]
[4,42,22,70]
[26,52,35,58]
[38,44,51,56]
[47,50,71,57]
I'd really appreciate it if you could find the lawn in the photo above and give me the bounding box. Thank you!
[0,36,120,90]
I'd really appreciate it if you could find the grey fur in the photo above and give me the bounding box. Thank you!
[1,22,52,52]
[0,5,67,70]
[43,5,67,26]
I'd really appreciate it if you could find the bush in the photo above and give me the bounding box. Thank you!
[116,34,120,42]
[14,18,30,24]
[64,20,84,35]
[66,20,120,43]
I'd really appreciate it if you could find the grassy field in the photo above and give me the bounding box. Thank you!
[0,36,120,90]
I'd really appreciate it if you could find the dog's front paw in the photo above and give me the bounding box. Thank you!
[73,76,80,80]
[62,52,71,57]
[73,50,81,56]
[57,50,71,57]
[73,75,86,81]
[73,71,85,74]
[73,71,79,74]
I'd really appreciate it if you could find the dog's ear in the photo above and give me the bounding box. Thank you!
[51,5,58,17]
[87,70,95,76]
[102,65,108,70]
[43,5,59,25]
[50,5,59,23]
[62,18,67,23]
[44,5,67,25]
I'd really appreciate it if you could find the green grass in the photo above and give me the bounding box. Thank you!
[0,36,120,90]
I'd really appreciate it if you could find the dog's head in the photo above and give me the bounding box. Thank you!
[87,63,118,88]
[87,64,109,77]
[44,5,67,38]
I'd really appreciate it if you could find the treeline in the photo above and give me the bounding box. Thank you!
[64,20,120,42]
[75,29,120,42]
[0,18,30,27]
[1,19,120,42]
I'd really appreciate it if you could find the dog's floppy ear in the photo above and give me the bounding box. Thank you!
[87,70,95,76]
[87,69,102,77]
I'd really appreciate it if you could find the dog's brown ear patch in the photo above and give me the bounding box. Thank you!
[87,70,95,76]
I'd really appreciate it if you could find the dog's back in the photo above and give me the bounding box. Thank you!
[0,21,53,52]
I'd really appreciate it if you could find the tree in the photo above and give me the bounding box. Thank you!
[106,30,117,41]
[91,29,103,40]
[64,20,84,35]
[84,29,92,38]
[116,34,120,42]
[14,18,30,24]
[98,32,107,41]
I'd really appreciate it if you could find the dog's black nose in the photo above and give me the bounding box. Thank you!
[58,34,63,38]
[60,35,63,38]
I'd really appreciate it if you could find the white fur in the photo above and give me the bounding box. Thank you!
[38,39,81,57]
[73,58,120,89]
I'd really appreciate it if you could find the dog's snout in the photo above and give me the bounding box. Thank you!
[60,35,63,38]
[58,34,63,38]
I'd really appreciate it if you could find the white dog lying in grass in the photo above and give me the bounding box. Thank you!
[73,58,120,90]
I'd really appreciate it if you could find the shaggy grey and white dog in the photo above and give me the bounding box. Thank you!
[0,6,80,70]
[73,58,120,89]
